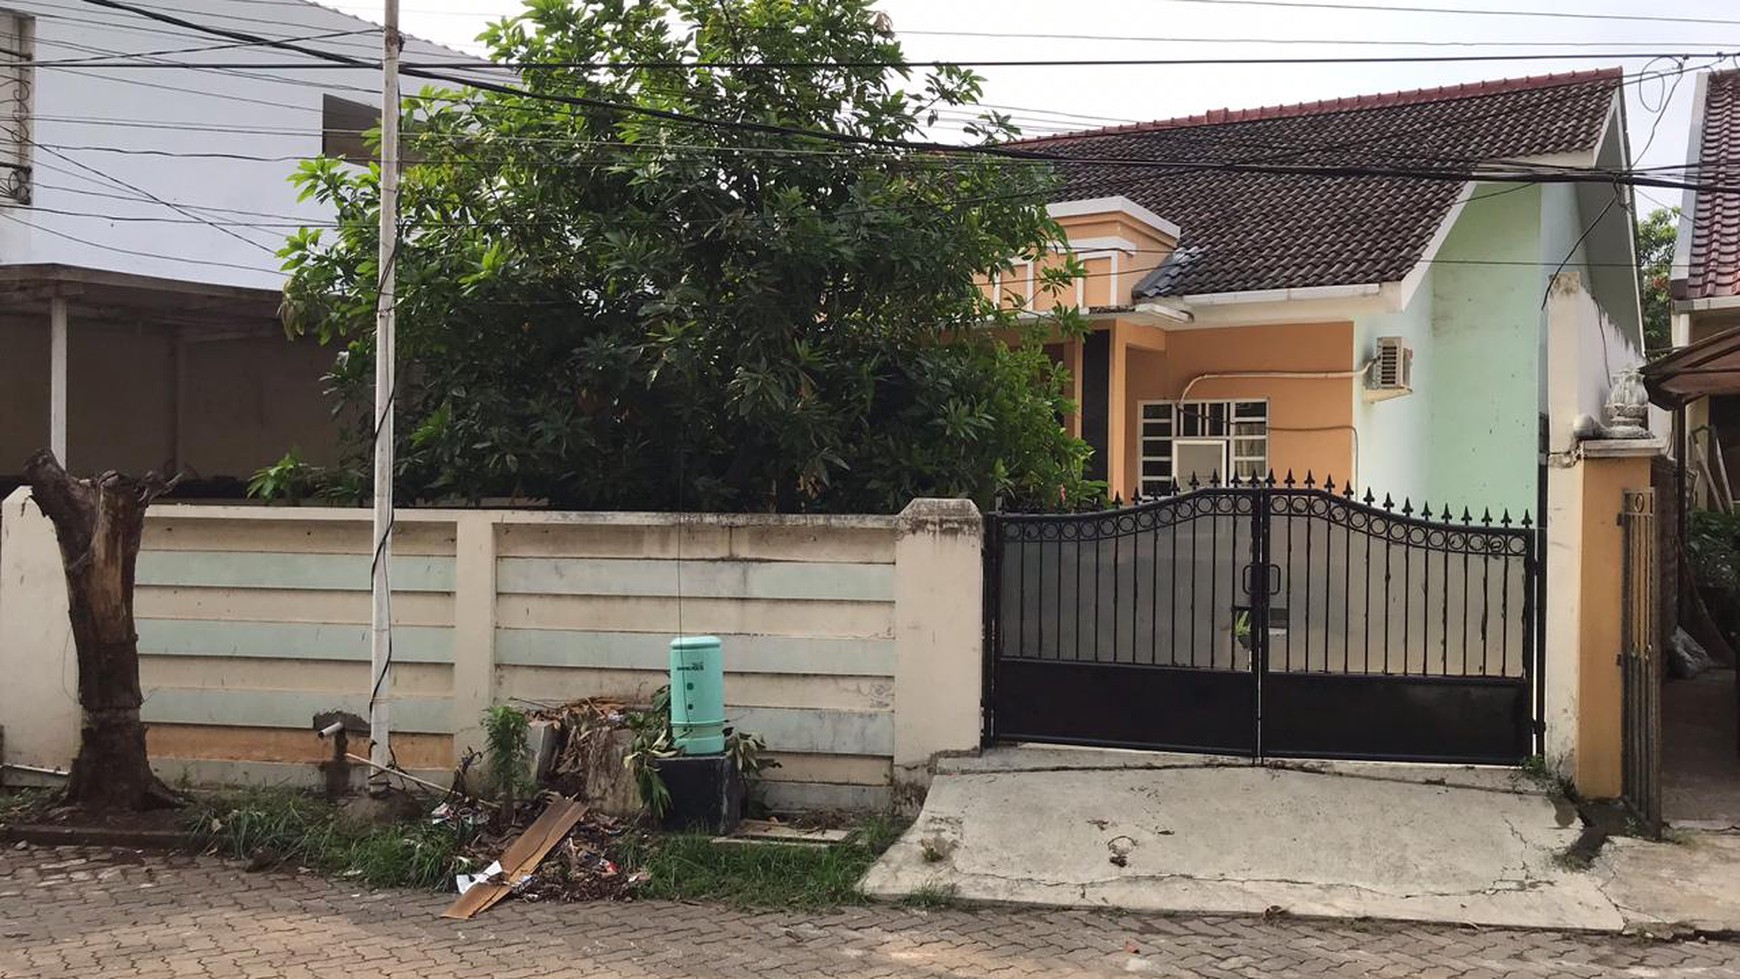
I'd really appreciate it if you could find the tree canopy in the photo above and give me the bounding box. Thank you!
[278,0,1093,513]
[1636,205,1678,356]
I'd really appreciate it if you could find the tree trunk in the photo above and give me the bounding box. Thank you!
[23,449,181,811]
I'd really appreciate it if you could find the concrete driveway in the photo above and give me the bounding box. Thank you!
[864,747,1629,931]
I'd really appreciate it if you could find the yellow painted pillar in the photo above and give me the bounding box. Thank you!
[1108,322,1129,500]
[1574,447,1654,798]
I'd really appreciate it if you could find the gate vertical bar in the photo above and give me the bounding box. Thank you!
[1620,490,1661,838]
[982,512,1000,748]
[1252,481,1271,758]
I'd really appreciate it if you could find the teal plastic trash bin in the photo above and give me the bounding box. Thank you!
[669,635,726,755]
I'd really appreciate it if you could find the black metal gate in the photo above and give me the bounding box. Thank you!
[984,476,1542,765]
[1620,489,1662,837]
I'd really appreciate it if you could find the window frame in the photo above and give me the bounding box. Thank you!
[0,8,33,206]
[1138,398,1270,496]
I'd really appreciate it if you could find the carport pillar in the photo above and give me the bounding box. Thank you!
[48,296,67,464]
[892,498,983,810]
[1107,322,1129,500]
[1568,443,1660,799]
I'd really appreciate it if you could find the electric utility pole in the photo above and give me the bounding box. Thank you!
[369,0,401,789]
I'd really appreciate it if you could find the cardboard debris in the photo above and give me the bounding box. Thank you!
[441,796,587,920]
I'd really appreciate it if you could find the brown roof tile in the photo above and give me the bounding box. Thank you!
[1686,69,1740,301]
[1018,69,1621,297]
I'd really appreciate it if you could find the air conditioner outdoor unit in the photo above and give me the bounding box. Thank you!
[1366,336,1413,402]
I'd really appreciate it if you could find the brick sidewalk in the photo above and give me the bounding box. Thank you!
[2,846,1737,978]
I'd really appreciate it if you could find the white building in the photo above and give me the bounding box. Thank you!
[0,0,456,491]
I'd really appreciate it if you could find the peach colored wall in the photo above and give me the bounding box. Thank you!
[975,203,1179,312]
[1574,454,1650,799]
[1118,321,1357,499]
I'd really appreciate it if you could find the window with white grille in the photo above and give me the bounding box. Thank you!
[0,10,29,205]
[1138,399,1268,496]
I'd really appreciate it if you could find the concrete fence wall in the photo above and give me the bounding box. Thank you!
[0,491,984,811]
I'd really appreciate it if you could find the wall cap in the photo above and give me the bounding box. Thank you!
[895,498,983,537]
[143,503,899,531]
[1579,437,1667,459]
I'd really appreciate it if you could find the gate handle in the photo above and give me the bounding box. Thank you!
[1267,564,1282,595]
[1241,564,1255,595]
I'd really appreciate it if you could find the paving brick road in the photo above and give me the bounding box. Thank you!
[2,846,1739,978]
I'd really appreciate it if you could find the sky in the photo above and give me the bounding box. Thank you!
[322,0,1740,215]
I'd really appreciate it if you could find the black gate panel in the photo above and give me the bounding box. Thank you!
[995,660,1257,755]
[1261,673,1530,764]
[985,476,1542,765]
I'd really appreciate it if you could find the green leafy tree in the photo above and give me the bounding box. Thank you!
[1637,206,1679,355]
[279,0,1093,513]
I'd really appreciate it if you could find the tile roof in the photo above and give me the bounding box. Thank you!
[1017,69,1621,298]
[1685,69,1740,301]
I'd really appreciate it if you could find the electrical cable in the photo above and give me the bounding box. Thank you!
[46,7,1735,200]
[1152,0,1740,29]
[25,49,1740,70]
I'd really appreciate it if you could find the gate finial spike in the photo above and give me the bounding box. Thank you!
[1323,474,1336,493]
[1188,473,1200,490]
[1113,494,1124,508]
[1420,498,1430,518]
[1303,471,1316,489]
[1344,481,1356,500]
[1461,507,1473,524]
[1500,509,1512,527]
[1210,469,1221,488]
[1363,487,1376,505]
[1284,469,1296,488]
[1229,472,1243,489]
[1265,469,1276,487]
[1381,493,1393,510]
[1481,508,1493,525]
[1441,504,1453,521]
[1520,511,1534,528]
[1402,498,1414,516]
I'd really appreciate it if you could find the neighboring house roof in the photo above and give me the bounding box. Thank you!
[1678,69,1740,302]
[1019,69,1621,298]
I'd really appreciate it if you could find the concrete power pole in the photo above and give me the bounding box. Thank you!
[369,0,402,789]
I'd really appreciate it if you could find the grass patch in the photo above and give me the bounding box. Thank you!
[622,812,909,910]
[186,788,474,890]
[0,787,56,825]
[899,882,959,909]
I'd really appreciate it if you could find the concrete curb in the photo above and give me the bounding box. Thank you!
[2,823,198,850]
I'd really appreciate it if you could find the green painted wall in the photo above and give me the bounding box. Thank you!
[1421,184,1546,518]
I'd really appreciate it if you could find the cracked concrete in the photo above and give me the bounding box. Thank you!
[1594,831,1740,933]
[862,748,1627,931]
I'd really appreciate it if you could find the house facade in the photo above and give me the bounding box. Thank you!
[1668,68,1740,501]
[993,70,1644,519]
[0,0,451,491]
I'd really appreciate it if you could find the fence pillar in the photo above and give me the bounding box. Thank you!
[1562,442,1660,798]
[451,512,499,771]
[892,498,983,804]
[0,488,80,779]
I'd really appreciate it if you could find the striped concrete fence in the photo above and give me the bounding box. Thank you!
[0,490,983,811]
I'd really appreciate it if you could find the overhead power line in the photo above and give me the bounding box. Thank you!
[896,29,1740,49]
[21,0,387,56]
[72,0,1736,200]
[24,49,1738,69]
[26,27,376,66]
[1153,0,1740,28]
[136,0,1740,30]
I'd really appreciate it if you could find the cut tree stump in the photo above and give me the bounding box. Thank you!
[23,449,182,812]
